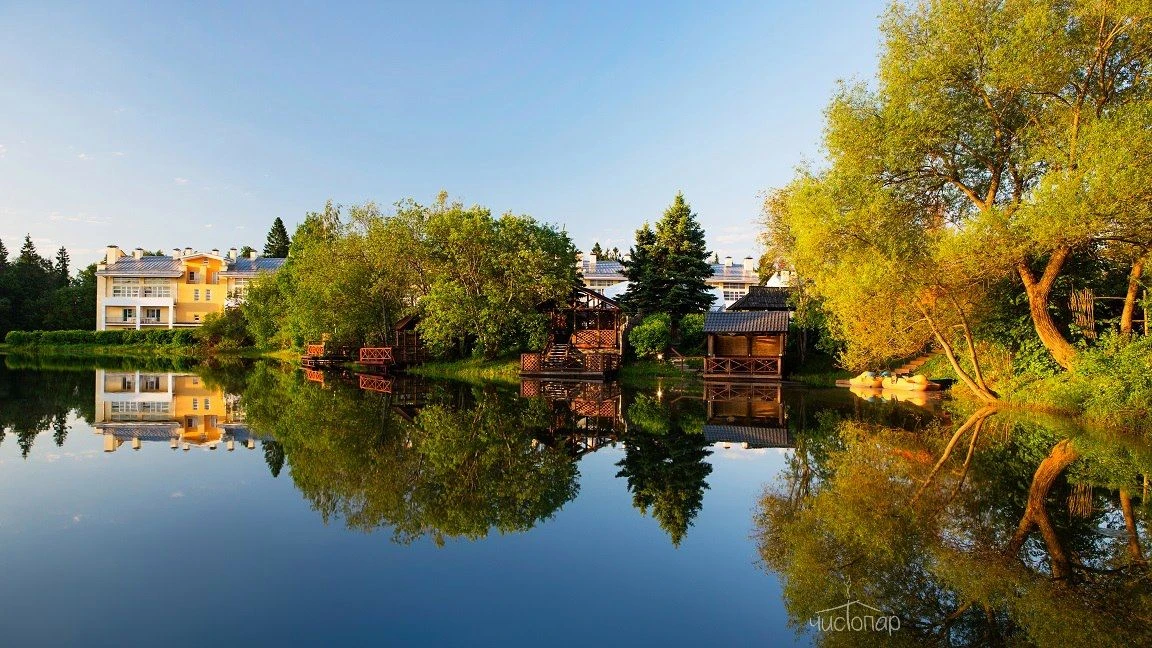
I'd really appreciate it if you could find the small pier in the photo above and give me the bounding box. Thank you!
[300,342,355,367]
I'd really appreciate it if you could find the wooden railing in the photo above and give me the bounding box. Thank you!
[358,347,394,365]
[304,344,325,357]
[358,373,393,393]
[704,382,782,401]
[704,357,781,377]
[304,368,325,384]
[521,353,542,373]
[583,353,620,373]
[572,329,617,349]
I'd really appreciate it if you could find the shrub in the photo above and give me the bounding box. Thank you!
[629,313,672,358]
[677,313,705,355]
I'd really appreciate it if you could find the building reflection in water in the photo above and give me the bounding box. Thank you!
[94,370,256,452]
[702,382,790,449]
[520,379,625,457]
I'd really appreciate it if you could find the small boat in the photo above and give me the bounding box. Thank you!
[881,374,941,391]
[848,371,884,388]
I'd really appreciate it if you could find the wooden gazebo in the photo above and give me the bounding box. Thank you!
[703,310,789,380]
[520,287,625,378]
[391,315,428,366]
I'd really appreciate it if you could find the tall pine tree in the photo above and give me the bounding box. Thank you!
[263,217,291,257]
[619,193,714,337]
[54,246,70,288]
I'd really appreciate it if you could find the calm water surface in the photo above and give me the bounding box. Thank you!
[0,360,1148,647]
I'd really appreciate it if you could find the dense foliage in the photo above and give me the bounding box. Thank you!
[5,328,199,346]
[0,235,96,336]
[243,195,576,358]
[762,0,1152,402]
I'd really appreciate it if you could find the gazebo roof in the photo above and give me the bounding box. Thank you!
[703,310,790,334]
[727,286,792,311]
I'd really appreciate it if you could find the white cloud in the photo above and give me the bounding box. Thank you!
[0,144,6,157]
[174,177,189,185]
[204,223,214,229]
[170,491,184,498]
[77,152,93,160]
[111,151,125,157]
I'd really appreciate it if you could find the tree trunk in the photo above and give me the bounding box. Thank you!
[1119,488,1145,563]
[1017,245,1078,369]
[1006,439,1080,580]
[1120,256,1145,336]
[922,312,998,402]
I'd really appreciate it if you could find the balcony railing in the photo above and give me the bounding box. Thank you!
[111,288,173,298]
[704,356,781,378]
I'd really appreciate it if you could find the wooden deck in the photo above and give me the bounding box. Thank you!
[519,350,620,379]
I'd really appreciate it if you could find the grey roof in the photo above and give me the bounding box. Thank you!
[704,310,790,333]
[219,257,287,276]
[96,256,184,277]
[703,424,792,448]
[728,286,793,311]
[580,259,626,278]
[709,263,757,281]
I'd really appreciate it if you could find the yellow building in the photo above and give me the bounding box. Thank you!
[93,370,256,452]
[94,245,285,330]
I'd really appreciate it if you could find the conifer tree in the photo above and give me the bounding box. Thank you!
[591,241,602,257]
[263,217,291,258]
[0,238,8,270]
[54,246,70,287]
[619,193,714,338]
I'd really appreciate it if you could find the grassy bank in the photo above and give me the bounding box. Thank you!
[406,357,521,384]
[618,358,701,385]
[787,352,851,387]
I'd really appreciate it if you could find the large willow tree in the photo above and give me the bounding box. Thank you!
[769,0,1152,372]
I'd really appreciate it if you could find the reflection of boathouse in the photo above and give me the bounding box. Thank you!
[94,370,257,452]
[702,383,791,448]
[521,379,624,456]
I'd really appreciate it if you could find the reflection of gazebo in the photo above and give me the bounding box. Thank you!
[521,379,624,457]
[702,383,791,448]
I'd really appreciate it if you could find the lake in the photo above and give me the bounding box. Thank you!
[0,359,1147,646]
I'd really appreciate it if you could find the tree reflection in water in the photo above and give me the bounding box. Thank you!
[0,363,95,458]
[756,407,1152,647]
[240,365,579,545]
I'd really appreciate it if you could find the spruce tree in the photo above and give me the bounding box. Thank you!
[591,241,602,257]
[263,217,291,257]
[54,246,70,287]
[619,193,714,338]
[618,223,662,315]
[0,238,8,270]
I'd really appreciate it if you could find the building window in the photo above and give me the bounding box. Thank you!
[192,398,198,411]
[203,398,210,411]
[193,314,201,322]
[142,375,160,391]
[194,289,200,301]
[206,289,212,301]
[121,376,134,391]
[121,308,134,322]
[144,307,161,322]
[723,290,744,302]
[187,271,197,283]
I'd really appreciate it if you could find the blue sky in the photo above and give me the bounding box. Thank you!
[0,0,884,267]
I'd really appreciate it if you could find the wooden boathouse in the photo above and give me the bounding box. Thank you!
[520,287,625,379]
[703,310,789,380]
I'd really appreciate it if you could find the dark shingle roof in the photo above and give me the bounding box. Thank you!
[728,286,793,311]
[704,310,790,333]
[219,257,287,276]
[96,256,184,277]
[703,424,792,448]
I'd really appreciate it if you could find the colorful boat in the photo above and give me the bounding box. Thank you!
[848,371,884,388]
[881,374,941,391]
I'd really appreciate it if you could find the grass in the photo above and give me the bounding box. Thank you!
[406,356,521,384]
[619,358,702,385]
[787,352,851,387]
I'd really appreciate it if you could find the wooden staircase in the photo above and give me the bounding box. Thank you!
[894,351,941,376]
[543,343,584,369]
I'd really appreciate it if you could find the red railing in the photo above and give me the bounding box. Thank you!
[304,369,325,384]
[304,343,325,357]
[358,373,393,393]
[358,347,394,365]
[704,357,781,377]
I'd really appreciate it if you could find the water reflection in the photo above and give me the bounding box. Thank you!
[756,407,1152,646]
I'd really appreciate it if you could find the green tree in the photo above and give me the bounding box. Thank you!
[239,245,256,257]
[805,1,1152,369]
[53,246,70,287]
[590,241,602,257]
[263,217,291,258]
[619,193,714,338]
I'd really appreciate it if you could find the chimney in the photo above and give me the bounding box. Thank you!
[249,250,258,260]
[211,248,220,257]
[744,256,755,277]
[588,253,597,272]
[723,255,733,268]
[228,247,238,260]
[133,247,144,260]
[184,247,193,256]
[105,245,122,265]
[171,248,181,259]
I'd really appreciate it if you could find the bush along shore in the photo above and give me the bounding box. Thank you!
[0,328,260,360]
